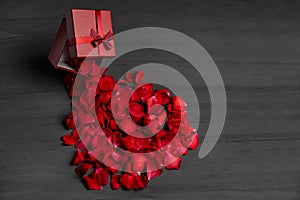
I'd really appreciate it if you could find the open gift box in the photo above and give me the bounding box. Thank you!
[48,9,116,72]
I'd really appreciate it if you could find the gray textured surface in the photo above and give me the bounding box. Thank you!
[0,0,300,199]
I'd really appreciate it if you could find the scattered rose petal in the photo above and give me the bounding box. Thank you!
[188,133,199,150]
[82,175,103,190]
[61,135,78,146]
[65,112,75,130]
[110,175,121,190]
[135,70,144,83]
[99,76,116,91]
[92,167,109,185]
[147,169,163,180]
[72,149,84,165]
[120,173,148,190]
[76,162,94,177]
[165,157,182,170]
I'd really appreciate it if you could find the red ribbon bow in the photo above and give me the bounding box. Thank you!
[90,28,113,49]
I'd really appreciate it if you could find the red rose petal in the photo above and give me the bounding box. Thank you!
[111,151,123,163]
[182,149,189,156]
[99,91,112,104]
[154,89,171,105]
[71,129,79,139]
[77,113,95,126]
[102,152,121,169]
[130,154,147,172]
[96,109,105,126]
[165,157,182,170]
[72,75,86,97]
[77,58,94,74]
[171,96,187,111]
[131,84,153,103]
[134,174,149,189]
[107,166,119,175]
[147,169,163,180]
[110,175,121,190]
[129,102,145,118]
[82,175,103,190]
[120,173,148,190]
[145,118,160,135]
[121,135,139,152]
[109,119,119,130]
[65,112,75,130]
[92,167,109,185]
[75,140,86,150]
[79,89,94,112]
[108,131,122,147]
[180,125,196,135]
[135,70,144,83]
[72,149,84,165]
[188,133,199,150]
[76,163,94,177]
[99,76,116,91]
[119,119,137,135]
[61,135,78,146]
[120,173,135,189]
[157,111,167,125]
[136,138,151,151]
[125,72,134,82]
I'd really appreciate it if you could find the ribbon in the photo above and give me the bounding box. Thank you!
[68,29,113,50]
[90,28,113,49]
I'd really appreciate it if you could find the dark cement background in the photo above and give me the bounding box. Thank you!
[0,0,300,199]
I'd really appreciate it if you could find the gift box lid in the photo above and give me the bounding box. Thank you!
[66,9,116,58]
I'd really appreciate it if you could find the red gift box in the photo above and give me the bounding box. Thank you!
[48,9,115,72]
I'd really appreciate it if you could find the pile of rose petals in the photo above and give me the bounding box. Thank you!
[61,59,199,190]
